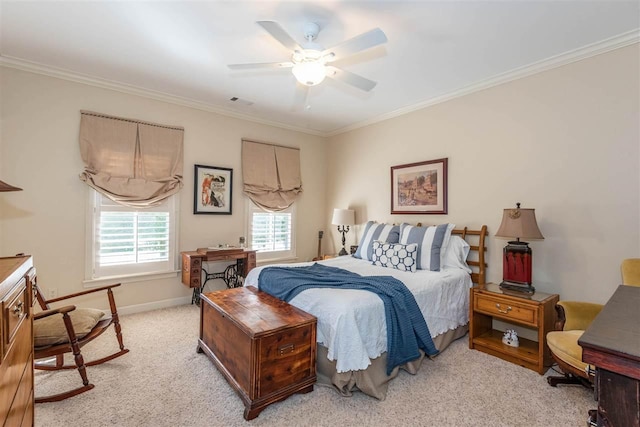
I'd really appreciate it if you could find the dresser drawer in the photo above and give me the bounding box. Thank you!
[2,279,28,356]
[474,294,538,326]
[257,324,315,398]
[0,309,32,421]
[5,355,33,427]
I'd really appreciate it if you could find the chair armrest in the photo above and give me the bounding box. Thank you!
[34,305,76,321]
[556,301,604,331]
[46,283,121,304]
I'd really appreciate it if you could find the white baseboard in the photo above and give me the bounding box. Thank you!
[117,296,193,316]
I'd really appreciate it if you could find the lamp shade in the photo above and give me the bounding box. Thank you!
[331,208,355,226]
[495,204,544,240]
[0,179,22,192]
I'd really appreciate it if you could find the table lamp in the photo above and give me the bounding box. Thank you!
[495,202,544,293]
[331,208,355,256]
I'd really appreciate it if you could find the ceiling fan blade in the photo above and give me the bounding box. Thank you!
[326,66,377,92]
[228,62,293,70]
[292,83,310,111]
[323,28,387,62]
[257,21,302,52]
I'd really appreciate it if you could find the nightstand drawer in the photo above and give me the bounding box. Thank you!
[474,294,537,326]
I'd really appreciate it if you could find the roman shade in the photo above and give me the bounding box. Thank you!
[79,111,184,208]
[242,139,302,211]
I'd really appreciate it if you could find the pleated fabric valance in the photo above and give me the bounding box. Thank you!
[79,111,184,208]
[242,139,302,211]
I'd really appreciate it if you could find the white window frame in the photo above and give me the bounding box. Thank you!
[85,189,179,285]
[245,199,296,263]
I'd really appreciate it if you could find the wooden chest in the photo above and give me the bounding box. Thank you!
[198,286,316,420]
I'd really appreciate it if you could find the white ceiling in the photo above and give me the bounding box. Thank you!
[1,1,638,136]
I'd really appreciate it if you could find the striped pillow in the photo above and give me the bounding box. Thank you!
[353,222,400,261]
[399,223,455,271]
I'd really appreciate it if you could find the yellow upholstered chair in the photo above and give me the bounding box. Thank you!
[621,258,640,286]
[547,259,640,387]
[546,301,603,387]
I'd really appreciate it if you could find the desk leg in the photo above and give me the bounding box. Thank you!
[201,264,242,291]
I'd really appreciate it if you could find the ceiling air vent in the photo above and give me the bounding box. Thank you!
[229,97,254,106]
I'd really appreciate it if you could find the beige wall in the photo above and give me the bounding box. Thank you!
[0,67,326,310]
[326,45,640,304]
[2,44,638,310]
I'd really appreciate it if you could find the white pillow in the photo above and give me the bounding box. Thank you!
[443,236,472,273]
[399,223,455,271]
[371,241,418,272]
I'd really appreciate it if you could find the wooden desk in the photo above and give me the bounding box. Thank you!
[181,249,256,304]
[579,285,640,427]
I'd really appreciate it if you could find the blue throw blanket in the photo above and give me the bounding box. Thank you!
[258,263,438,375]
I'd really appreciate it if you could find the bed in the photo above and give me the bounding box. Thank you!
[244,224,487,400]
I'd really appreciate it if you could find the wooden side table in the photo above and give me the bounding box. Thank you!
[469,283,559,374]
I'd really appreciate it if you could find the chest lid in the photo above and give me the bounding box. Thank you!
[202,286,316,338]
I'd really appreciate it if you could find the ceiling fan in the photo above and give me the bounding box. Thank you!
[228,21,388,95]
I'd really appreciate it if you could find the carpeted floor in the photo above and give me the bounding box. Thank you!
[34,304,593,427]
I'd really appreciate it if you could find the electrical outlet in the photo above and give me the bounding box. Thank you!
[48,288,58,299]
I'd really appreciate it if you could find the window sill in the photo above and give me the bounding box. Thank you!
[83,270,180,288]
[256,256,299,266]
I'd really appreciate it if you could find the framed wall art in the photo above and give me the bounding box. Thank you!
[391,158,448,214]
[194,164,233,215]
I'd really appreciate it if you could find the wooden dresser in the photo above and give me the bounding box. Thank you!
[1,255,36,427]
[198,286,316,420]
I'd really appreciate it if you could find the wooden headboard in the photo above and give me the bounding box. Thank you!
[416,224,488,285]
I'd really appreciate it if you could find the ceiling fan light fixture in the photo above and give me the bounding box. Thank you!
[292,62,326,86]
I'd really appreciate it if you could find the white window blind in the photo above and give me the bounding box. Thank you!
[98,211,170,266]
[87,190,178,280]
[247,200,296,262]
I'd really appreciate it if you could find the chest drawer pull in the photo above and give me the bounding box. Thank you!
[12,301,24,317]
[495,303,511,314]
[279,343,295,355]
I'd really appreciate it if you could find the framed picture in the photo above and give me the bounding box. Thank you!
[391,158,448,214]
[194,164,233,215]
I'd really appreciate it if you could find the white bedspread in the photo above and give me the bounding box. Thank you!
[244,256,472,373]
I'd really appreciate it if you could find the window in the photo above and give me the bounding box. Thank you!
[246,200,296,262]
[86,190,178,280]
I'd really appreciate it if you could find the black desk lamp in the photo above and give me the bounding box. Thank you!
[331,208,355,256]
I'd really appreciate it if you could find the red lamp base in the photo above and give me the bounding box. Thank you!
[500,241,535,294]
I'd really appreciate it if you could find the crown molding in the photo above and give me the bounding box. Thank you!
[0,55,326,137]
[2,28,638,139]
[326,29,640,137]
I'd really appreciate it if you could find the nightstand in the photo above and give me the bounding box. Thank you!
[469,283,559,374]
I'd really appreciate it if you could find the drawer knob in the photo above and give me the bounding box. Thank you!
[12,301,24,317]
[495,303,512,314]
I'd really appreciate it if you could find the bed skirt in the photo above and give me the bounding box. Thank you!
[315,324,469,400]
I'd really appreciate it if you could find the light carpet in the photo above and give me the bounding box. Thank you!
[34,304,593,427]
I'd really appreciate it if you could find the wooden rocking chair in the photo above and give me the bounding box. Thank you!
[33,282,129,403]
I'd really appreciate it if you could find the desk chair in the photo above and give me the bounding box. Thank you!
[621,258,640,286]
[547,259,640,388]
